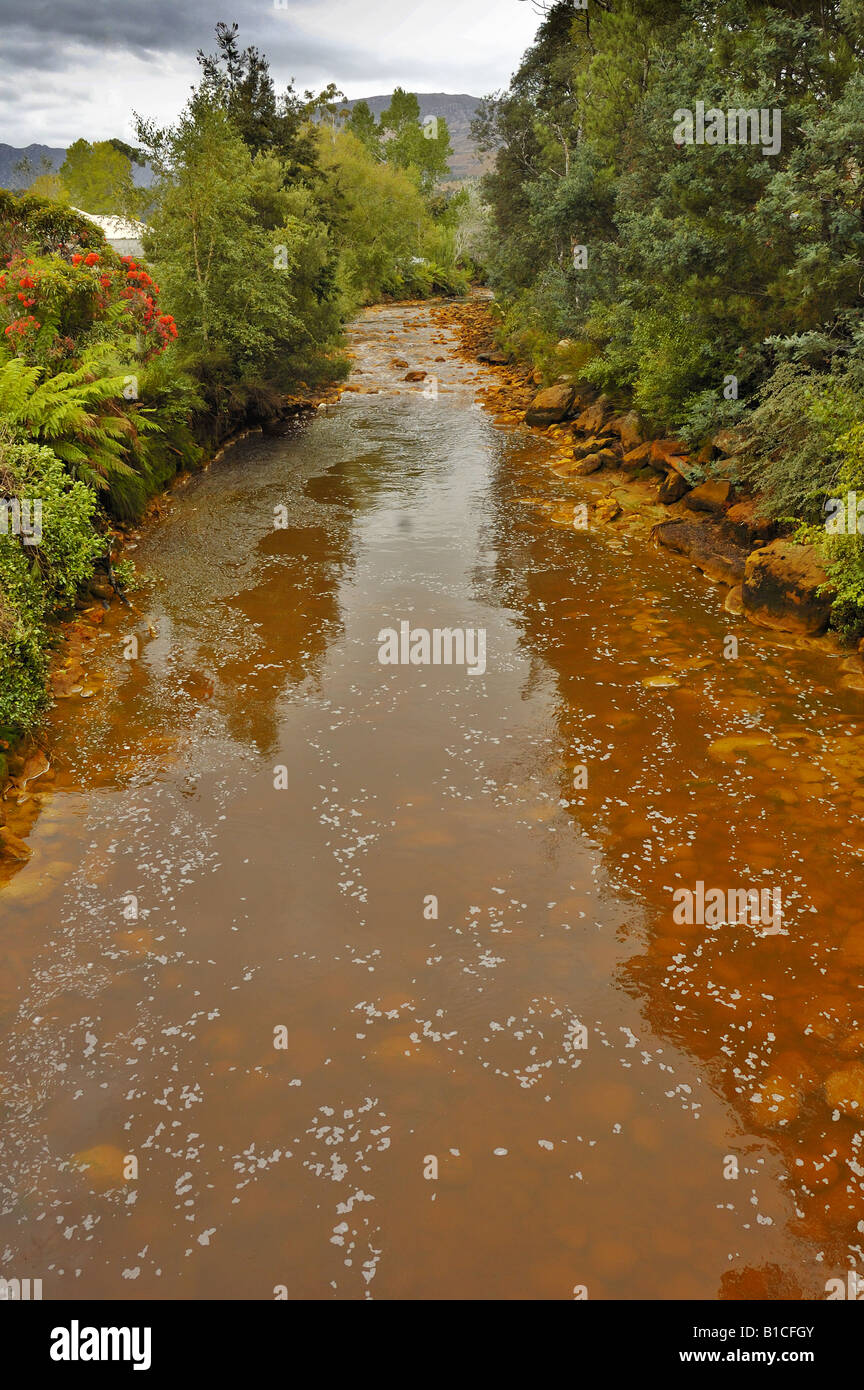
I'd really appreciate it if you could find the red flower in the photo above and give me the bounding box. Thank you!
[71,253,83,266]
[84,252,100,266]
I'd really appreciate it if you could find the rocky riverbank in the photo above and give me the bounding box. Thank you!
[436,296,864,691]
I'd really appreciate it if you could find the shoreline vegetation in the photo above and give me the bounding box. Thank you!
[469,0,864,644]
[5,3,864,825]
[0,22,481,814]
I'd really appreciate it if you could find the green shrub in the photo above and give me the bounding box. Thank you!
[0,438,102,731]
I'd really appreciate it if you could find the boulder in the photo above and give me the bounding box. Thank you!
[685,479,735,515]
[574,396,611,434]
[594,498,622,523]
[404,370,427,382]
[658,470,690,504]
[525,383,577,426]
[573,450,616,475]
[742,541,834,635]
[721,499,777,548]
[477,350,511,365]
[572,434,615,461]
[621,442,654,471]
[571,379,601,406]
[652,519,747,585]
[649,438,689,473]
[607,411,642,451]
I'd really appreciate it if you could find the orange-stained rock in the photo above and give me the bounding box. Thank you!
[594,498,622,523]
[743,541,834,635]
[574,449,618,474]
[572,434,615,460]
[658,470,690,504]
[824,1062,864,1116]
[574,397,611,433]
[685,479,735,515]
[722,499,777,547]
[650,438,689,470]
[525,383,576,426]
[621,442,654,470]
[607,411,642,450]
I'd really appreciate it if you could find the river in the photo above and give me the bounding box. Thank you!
[0,300,862,1300]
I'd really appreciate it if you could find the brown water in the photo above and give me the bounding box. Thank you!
[1,302,862,1301]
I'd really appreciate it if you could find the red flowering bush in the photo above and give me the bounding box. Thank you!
[0,246,178,362]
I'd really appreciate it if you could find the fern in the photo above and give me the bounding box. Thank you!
[0,348,151,505]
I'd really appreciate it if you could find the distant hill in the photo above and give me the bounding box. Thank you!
[1,95,491,193]
[0,144,66,188]
[338,93,492,182]
[0,144,153,191]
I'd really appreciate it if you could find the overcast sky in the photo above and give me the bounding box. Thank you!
[0,0,542,147]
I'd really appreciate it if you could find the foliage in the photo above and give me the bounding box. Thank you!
[477,0,864,630]
[59,139,146,219]
[0,23,470,733]
[0,438,103,731]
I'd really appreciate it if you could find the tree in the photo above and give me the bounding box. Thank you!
[196,21,319,181]
[347,101,383,160]
[136,92,340,404]
[379,89,453,193]
[59,139,143,217]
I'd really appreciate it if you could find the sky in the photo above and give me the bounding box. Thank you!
[0,0,543,147]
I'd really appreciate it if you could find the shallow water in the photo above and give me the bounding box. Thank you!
[0,302,862,1300]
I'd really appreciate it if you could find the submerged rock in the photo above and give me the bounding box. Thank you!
[750,1073,800,1127]
[652,519,747,584]
[824,1062,864,1116]
[0,827,31,861]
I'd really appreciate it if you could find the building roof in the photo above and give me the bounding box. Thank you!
[70,208,147,240]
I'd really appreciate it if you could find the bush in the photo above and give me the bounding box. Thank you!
[0,438,103,732]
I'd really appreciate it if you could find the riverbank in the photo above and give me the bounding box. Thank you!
[435,296,864,694]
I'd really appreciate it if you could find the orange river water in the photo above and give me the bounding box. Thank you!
[0,302,862,1300]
